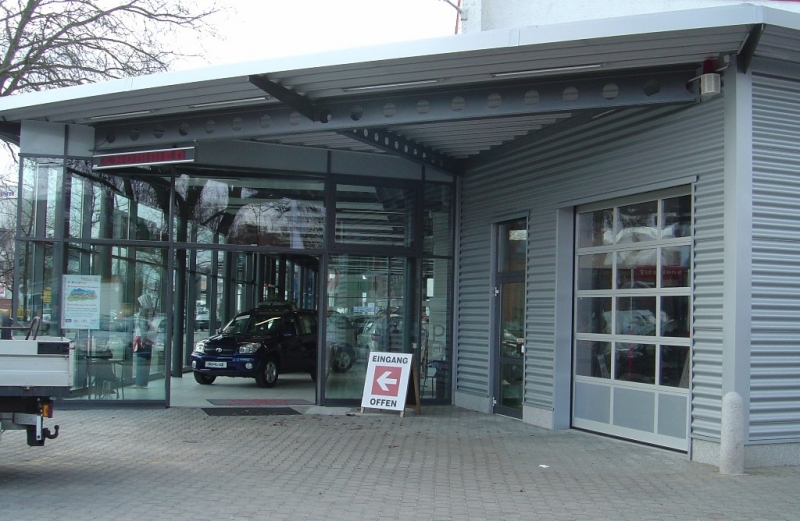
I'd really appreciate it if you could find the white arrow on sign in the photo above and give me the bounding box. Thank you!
[376,371,398,392]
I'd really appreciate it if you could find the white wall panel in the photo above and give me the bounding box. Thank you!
[750,58,800,440]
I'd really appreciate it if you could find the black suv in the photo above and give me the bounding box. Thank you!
[191,303,317,388]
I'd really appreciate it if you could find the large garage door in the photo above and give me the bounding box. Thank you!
[572,189,692,450]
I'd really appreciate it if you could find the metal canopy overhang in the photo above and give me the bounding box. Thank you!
[2,3,800,173]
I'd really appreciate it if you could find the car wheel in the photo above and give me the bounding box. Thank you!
[193,372,216,385]
[256,358,279,388]
[331,344,355,373]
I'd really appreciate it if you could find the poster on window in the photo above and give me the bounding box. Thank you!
[62,275,102,330]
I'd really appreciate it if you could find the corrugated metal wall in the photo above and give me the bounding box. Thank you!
[750,57,800,441]
[457,100,725,422]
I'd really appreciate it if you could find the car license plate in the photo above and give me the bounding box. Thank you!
[205,361,227,368]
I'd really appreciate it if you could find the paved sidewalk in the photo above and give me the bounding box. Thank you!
[2,406,799,521]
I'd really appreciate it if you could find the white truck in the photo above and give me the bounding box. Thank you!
[0,319,72,446]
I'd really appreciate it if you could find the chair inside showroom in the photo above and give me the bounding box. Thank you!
[91,359,124,399]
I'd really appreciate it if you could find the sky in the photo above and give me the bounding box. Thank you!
[0,0,461,181]
[175,0,460,70]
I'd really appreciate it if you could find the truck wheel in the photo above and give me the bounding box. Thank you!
[256,359,279,388]
[193,372,216,385]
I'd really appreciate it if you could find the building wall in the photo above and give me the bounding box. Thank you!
[750,57,800,442]
[461,0,800,32]
[455,97,726,434]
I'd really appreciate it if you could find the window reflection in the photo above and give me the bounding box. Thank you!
[336,184,414,248]
[660,345,690,387]
[577,254,612,290]
[577,209,613,248]
[616,200,658,244]
[177,174,325,249]
[615,343,656,383]
[55,243,169,401]
[20,158,63,240]
[499,218,527,272]
[576,297,611,334]
[661,246,690,288]
[663,195,692,239]
[616,249,657,289]
[576,340,611,378]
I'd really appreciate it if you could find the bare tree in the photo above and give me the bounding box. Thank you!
[0,0,222,96]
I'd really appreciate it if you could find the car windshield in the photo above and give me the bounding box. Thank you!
[221,312,283,335]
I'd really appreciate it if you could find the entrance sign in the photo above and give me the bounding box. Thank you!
[361,352,414,413]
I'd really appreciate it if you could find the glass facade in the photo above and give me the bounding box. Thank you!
[11,156,454,406]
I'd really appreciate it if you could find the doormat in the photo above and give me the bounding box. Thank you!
[206,399,313,406]
[202,407,301,417]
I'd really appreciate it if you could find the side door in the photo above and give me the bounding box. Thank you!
[493,217,527,419]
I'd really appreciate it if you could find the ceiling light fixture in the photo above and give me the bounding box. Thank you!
[88,110,154,120]
[491,64,603,78]
[189,96,269,109]
[343,79,441,92]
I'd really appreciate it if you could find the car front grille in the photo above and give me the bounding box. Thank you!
[207,346,237,356]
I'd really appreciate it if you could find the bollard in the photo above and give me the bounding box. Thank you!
[719,391,745,475]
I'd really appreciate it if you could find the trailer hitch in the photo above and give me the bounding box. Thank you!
[42,425,59,440]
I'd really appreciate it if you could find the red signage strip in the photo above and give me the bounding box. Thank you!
[93,147,195,170]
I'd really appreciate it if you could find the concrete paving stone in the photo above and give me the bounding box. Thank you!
[2,406,800,520]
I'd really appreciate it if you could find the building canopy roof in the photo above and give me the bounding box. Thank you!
[1,3,799,172]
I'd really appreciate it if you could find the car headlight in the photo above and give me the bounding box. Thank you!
[238,342,260,354]
[194,341,206,353]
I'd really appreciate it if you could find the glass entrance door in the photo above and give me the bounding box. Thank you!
[494,218,527,418]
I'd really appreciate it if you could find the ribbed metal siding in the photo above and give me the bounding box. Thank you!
[457,101,725,418]
[750,58,800,440]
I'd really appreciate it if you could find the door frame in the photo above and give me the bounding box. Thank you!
[491,216,528,418]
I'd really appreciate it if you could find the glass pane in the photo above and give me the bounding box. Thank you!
[577,208,613,248]
[575,340,611,378]
[60,244,169,402]
[615,342,656,383]
[615,296,657,336]
[325,255,410,401]
[576,297,611,334]
[660,345,690,388]
[499,361,523,409]
[421,258,451,400]
[336,184,414,248]
[498,218,527,272]
[13,241,58,332]
[616,201,658,244]
[663,195,691,239]
[616,249,657,289]
[423,183,453,256]
[176,173,325,249]
[67,167,169,242]
[662,246,691,288]
[661,296,690,337]
[577,254,612,290]
[20,158,62,239]
[500,281,524,359]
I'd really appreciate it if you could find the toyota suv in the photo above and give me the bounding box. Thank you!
[191,303,317,388]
